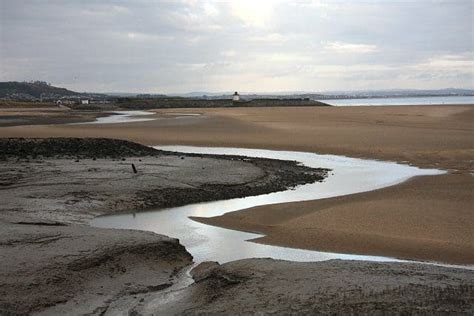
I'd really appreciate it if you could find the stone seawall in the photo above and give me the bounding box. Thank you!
[117,97,329,109]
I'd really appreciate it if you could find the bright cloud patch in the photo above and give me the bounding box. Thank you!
[423,54,474,70]
[249,33,287,43]
[324,42,379,54]
[229,0,274,27]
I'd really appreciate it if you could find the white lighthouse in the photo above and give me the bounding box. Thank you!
[232,91,240,102]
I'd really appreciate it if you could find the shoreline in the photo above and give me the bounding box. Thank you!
[0,138,328,314]
[1,104,471,169]
[0,105,473,313]
[192,173,473,265]
[0,138,328,220]
[0,105,472,265]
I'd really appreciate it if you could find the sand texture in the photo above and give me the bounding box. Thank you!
[1,105,471,264]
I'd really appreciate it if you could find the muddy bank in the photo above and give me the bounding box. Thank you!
[0,138,327,314]
[0,138,328,221]
[0,108,109,127]
[0,138,160,159]
[130,259,473,315]
[0,221,192,315]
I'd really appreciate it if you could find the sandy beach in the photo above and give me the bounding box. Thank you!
[1,105,472,265]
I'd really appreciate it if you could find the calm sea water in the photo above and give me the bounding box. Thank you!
[318,95,474,106]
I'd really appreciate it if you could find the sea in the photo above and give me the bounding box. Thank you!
[317,95,474,106]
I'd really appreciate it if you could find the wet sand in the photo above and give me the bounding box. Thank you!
[2,105,471,169]
[196,174,474,264]
[0,105,473,264]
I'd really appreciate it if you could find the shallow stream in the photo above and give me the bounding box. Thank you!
[76,110,156,124]
[91,146,445,264]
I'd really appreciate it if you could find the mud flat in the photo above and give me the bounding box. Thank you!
[0,222,191,315]
[136,259,473,315]
[6,104,469,264]
[0,138,326,222]
[0,138,326,315]
[1,105,473,314]
[0,107,109,126]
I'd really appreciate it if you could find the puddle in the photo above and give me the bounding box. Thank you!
[72,110,204,125]
[75,111,156,124]
[90,146,453,265]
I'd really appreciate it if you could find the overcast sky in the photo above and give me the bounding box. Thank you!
[1,0,473,93]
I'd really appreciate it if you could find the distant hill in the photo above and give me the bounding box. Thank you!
[0,81,79,100]
[2,82,472,101]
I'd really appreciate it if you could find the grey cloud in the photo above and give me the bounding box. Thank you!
[0,0,472,93]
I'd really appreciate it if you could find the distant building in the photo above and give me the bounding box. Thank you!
[81,99,89,105]
[232,91,240,102]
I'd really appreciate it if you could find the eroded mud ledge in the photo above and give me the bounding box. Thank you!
[0,138,328,314]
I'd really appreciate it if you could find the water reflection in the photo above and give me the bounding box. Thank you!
[91,146,444,264]
[76,111,156,124]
